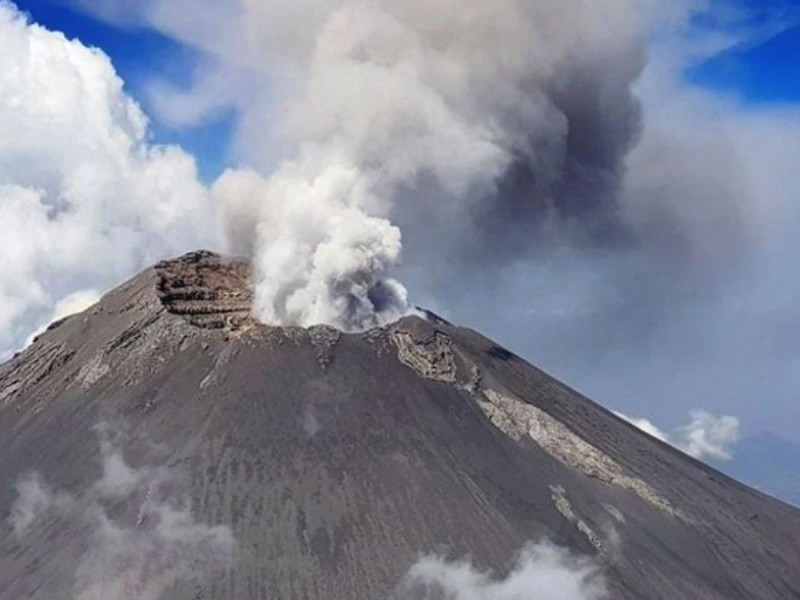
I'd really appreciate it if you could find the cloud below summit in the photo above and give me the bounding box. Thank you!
[9,422,235,600]
[402,541,606,600]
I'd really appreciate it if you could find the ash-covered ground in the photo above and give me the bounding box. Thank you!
[1,251,799,600]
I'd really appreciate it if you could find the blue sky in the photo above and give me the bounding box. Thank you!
[687,0,800,103]
[12,0,235,182]
[14,0,800,180]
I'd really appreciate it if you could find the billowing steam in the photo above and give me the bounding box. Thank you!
[211,0,646,330]
[8,423,235,600]
[400,541,606,600]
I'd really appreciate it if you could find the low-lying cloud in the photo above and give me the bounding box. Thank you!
[9,422,235,600]
[400,541,606,600]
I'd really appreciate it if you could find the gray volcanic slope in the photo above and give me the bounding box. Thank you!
[1,251,799,599]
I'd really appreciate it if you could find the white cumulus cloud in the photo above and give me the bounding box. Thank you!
[615,410,741,461]
[0,1,218,355]
[678,411,741,462]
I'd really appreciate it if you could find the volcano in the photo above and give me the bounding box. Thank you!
[1,251,799,599]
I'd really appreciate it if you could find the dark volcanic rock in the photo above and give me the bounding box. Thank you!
[1,251,799,599]
[156,250,254,330]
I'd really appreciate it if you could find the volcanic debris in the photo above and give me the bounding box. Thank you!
[155,250,254,331]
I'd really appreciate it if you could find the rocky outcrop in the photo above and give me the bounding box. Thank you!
[391,328,458,383]
[478,388,676,515]
[155,250,253,331]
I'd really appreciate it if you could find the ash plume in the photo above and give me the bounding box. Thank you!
[8,422,235,600]
[208,0,647,331]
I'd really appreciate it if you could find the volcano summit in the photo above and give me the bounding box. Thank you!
[1,251,799,599]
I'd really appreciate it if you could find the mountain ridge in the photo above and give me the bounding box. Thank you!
[1,251,799,599]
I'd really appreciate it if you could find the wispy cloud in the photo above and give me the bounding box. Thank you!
[9,422,235,600]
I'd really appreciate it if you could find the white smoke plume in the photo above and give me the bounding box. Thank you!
[89,0,644,331]
[401,541,606,600]
[8,423,235,600]
[616,410,741,461]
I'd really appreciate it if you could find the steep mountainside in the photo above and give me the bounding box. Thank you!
[1,251,799,599]
[721,433,800,508]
